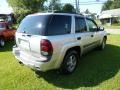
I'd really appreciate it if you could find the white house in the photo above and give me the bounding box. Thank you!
[99,8,120,25]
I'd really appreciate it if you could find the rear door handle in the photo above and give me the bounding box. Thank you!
[77,37,81,40]
[91,35,94,37]
[22,35,25,37]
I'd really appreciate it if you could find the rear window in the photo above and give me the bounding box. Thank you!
[46,15,71,35]
[17,14,71,36]
[17,15,50,35]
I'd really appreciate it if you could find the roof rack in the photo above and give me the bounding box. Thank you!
[44,10,83,15]
[53,11,83,15]
[39,10,83,16]
[54,11,76,14]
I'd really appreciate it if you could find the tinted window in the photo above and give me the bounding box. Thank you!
[46,15,71,35]
[17,15,50,35]
[0,23,5,30]
[75,17,87,33]
[86,19,98,32]
[0,23,5,28]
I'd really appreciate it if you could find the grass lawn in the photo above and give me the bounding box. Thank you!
[104,24,120,29]
[0,35,120,90]
[95,19,120,29]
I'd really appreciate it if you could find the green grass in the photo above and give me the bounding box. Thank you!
[0,35,120,90]
[95,19,120,29]
[104,24,120,29]
[11,24,19,30]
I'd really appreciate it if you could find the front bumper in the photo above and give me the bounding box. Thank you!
[12,45,55,71]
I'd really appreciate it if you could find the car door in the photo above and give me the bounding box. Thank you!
[74,16,94,54]
[86,18,102,48]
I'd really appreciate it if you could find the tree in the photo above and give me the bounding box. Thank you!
[102,0,120,11]
[7,0,47,23]
[102,1,113,11]
[48,0,62,11]
[85,9,91,14]
[62,4,75,12]
[110,0,120,9]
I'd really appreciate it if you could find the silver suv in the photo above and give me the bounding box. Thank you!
[13,13,107,74]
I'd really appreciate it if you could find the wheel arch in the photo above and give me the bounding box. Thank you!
[104,36,107,40]
[54,45,82,69]
[65,46,81,58]
[60,46,81,67]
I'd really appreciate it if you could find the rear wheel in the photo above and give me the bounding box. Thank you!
[60,50,79,74]
[0,39,5,47]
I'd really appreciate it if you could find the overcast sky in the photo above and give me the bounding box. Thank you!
[0,0,107,14]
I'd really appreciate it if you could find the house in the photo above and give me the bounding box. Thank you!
[99,8,120,26]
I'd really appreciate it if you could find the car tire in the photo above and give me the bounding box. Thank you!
[98,37,106,50]
[60,50,79,74]
[0,39,5,47]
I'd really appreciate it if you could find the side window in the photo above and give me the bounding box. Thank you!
[0,23,6,30]
[47,15,71,35]
[75,17,87,33]
[86,19,98,32]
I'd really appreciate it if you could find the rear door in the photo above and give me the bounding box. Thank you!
[74,16,94,53]
[45,15,74,57]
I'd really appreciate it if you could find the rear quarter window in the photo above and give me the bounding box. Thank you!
[46,15,71,36]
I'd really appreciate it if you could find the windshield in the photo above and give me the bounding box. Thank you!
[17,15,50,35]
[0,23,5,30]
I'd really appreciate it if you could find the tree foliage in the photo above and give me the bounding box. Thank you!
[62,4,75,12]
[84,9,91,14]
[102,0,120,11]
[47,0,62,11]
[111,0,120,9]
[7,0,47,23]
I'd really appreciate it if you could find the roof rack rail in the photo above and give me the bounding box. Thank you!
[54,11,76,14]
[53,11,83,15]
[39,10,83,15]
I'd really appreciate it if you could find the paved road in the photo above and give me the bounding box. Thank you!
[105,29,120,34]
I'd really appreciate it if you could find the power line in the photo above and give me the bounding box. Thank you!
[78,2,104,5]
[76,1,106,3]
[61,2,104,5]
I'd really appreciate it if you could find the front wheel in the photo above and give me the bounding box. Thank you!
[98,37,106,50]
[0,39,5,47]
[60,50,79,74]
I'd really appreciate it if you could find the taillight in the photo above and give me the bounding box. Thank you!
[41,39,53,56]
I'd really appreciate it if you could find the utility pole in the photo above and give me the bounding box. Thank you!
[78,0,80,13]
[75,0,78,13]
[75,0,80,13]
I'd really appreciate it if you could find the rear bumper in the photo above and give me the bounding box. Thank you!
[12,45,55,71]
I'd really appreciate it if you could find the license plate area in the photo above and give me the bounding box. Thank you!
[19,39,30,50]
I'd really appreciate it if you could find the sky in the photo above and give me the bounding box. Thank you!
[0,0,107,14]
[0,0,12,14]
[60,0,107,14]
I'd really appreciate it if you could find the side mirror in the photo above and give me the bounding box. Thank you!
[98,26,104,31]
